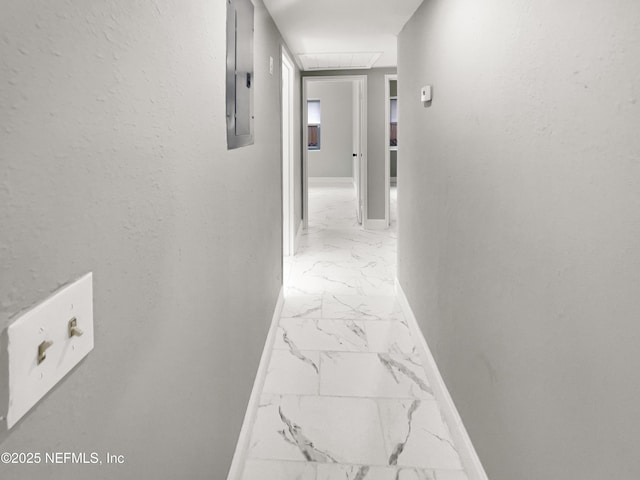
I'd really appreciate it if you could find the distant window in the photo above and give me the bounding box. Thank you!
[307,100,321,150]
[390,97,398,147]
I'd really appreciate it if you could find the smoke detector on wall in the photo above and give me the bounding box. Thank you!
[298,52,382,71]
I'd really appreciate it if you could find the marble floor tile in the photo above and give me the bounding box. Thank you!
[317,464,467,480]
[364,320,420,357]
[431,471,469,480]
[319,352,434,399]
[296,240,356,263]
[248,395,387,465]
[322,294,404,321]
[240,185,470,480]
[378,399,463,470]
[281,295,323,319]
[241,459,316,480]
[275,318,369,352]
[317,464,393,480]
[287,261,395,296]
[297,232,396,265]
[262,350,320,395]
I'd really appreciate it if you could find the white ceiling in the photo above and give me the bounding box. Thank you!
[262,0,425,70]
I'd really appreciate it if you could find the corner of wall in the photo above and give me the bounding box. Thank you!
[395,279,490,480]
[226,287,284,480]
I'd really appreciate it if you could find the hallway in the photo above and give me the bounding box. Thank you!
[2,0,639,478]
[241,184,468,480]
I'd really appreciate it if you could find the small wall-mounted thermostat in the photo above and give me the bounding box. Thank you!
[421,85,432,102]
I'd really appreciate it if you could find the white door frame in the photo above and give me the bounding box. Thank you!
[281,48,296,256]
[302,75,368,229]
[352,81,362,225]
[384,74,397,228]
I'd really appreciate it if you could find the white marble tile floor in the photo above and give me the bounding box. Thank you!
[241,184,468,480]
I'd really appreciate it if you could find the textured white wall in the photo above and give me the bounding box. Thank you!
[307,81,353,178]
[0,0,294,478]
[398,1,640,479]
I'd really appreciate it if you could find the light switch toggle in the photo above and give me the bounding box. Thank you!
[421,85,432,102]
[68,317,83,338]
[37,340,53,365]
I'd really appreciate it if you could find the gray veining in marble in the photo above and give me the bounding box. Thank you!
[275,318,369,352]
[320,352,434,399]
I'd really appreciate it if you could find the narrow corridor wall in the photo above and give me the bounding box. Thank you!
[0,0,296,478]
[398,1,640,479]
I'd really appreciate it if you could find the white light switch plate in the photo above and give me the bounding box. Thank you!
[6,273,94,429]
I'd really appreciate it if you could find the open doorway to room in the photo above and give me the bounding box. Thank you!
[302,76,367,231]
[385,74,398,228]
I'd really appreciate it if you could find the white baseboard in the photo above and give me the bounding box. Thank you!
[294,220,304,254]
[395,279,489,480]
[308,176,352,185]
[364,218,388,230]
[226,288,285,480]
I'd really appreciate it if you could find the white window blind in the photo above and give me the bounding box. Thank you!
[308,100,321,125]
[390,98,398,123]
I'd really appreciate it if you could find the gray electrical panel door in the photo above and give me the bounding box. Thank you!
[226,0,254,149]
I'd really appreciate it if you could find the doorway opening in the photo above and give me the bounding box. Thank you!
[302,76,367,230]
[384,74,398,228]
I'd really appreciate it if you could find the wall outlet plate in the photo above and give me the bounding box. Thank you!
[5,273,94,429]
